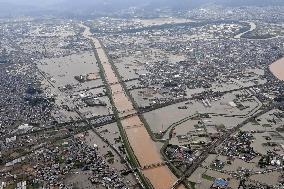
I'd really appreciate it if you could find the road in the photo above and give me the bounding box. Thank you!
[80,23,185,189]
[172,103,280,189]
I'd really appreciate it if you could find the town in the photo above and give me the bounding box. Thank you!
[0,2,284,189]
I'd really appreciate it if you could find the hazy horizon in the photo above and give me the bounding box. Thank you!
[0,0,283,18]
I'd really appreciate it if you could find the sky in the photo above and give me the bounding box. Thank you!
[0,0,283,18]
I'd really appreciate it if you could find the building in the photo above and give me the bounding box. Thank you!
[211,178,229,189]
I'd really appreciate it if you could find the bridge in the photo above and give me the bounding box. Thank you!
[170,103,282,189]
[125,124,143,130]
[140,159,192,170]
[111,90,125,95]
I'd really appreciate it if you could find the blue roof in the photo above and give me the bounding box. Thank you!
[213,178,229,187]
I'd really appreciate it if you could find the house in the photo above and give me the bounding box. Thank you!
[211,178,229,189]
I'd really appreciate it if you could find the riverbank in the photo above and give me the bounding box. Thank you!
[234,21,256,39]
[80,23,184,189]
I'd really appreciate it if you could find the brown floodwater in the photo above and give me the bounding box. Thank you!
[270,57,284,80]
[81,24,185,189]
[113,93,134,114]
[143,167,184,189]
[111,83,124,93]
[121,116,161,166]
[102,63,118,84]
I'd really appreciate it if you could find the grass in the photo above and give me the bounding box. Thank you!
[4,183,16,189]
[262,124,272,127]
[107,157,114,164]
[91,41,153,189]
[105,50,159,142]
[188,181,196,189]
[202,174,215,181]
[27,182,41,189]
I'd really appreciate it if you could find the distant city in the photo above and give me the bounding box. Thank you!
[0,1,284,189]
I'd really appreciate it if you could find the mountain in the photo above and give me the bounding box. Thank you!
[0,0,283,18]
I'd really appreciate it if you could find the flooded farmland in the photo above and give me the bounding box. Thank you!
[81,24,184,189]
[270,57,284,80]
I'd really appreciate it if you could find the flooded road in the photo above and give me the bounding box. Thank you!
[270,57,284,81]
[80,23,184,189]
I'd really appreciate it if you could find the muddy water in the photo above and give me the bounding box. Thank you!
[121,116,161,166]
[80,24,184,189]
[102,63,118,84]
[143,167,179,189]
[113,93,133,113]
[270,57,284,80]
[111,83,124,93]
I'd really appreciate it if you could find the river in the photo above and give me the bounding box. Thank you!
[234,21,256,39]
[270,57,284,81]
[80,23,184,189]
